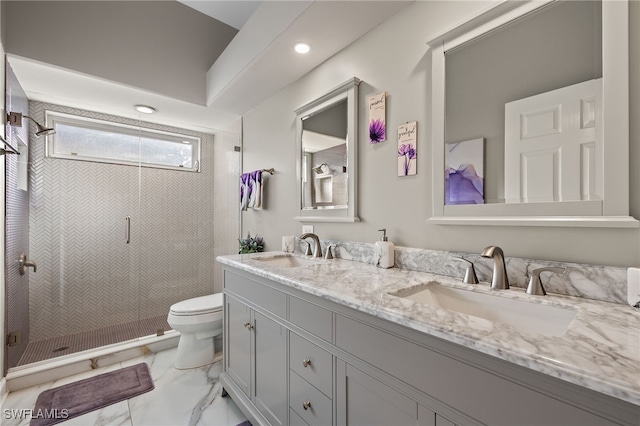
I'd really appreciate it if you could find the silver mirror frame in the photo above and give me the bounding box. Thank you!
[427,0,637,228]
[294,77,361,223]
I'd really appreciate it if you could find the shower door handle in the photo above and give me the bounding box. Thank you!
[18,253,37,275]
[125,216,131,244]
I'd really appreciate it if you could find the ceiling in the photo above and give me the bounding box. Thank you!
[177,1,262,30]
[8,1,412,133]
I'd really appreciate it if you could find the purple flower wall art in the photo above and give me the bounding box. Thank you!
[397,121,417,176]
[445,138,484,204]
[369,119,386,144]
[368,92,386,143]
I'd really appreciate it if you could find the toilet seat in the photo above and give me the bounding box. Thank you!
[169,293,223,316]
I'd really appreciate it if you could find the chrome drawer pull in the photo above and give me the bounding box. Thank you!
[302,358,311,368]
[302,401,311,411]
[244,322,253,330]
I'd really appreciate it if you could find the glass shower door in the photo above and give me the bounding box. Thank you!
[4,101,146,368]
[135,129,215,337]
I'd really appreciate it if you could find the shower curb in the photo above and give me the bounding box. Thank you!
[5,332,179,392]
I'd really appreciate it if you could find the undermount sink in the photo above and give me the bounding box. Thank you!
[254,254,322,267]
[390,282,577,337]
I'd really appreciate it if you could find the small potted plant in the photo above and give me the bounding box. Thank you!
[239,233,264,254]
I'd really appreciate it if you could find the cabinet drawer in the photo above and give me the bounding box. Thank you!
[290,371,332,426]
[290,332,333,397]
[224,269,286,318]
[289,296,332,342]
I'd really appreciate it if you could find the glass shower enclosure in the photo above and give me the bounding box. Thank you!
[4,60,224,371]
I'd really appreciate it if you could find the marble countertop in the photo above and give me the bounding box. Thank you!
[217,252,640,406]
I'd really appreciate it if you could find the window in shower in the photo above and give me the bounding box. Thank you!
[45,111,201,172]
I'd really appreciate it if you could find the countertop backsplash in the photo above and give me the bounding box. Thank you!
[296,239,629,305]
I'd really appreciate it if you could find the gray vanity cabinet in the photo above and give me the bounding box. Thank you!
[221,266,637,426]
[335,349,458,426]
[223,270,288,426]
[225,295,251,396]
[336,361,418,426]
[334,313,627,426]
[254,310,288,426]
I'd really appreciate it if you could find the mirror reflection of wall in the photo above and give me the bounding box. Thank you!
[301,99,348,209]
[445,0,602,205]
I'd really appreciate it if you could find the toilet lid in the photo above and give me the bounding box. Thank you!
[169,293,223,316]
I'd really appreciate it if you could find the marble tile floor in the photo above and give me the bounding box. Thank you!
[2,347,248,426]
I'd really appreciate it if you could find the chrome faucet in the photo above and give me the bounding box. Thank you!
[299,233,322,258]
[481,246,509,289]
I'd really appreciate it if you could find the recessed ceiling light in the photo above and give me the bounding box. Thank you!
[134,105,156,114]
[294,42,311,54]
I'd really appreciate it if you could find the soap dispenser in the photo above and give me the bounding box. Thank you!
[374,228,395,269]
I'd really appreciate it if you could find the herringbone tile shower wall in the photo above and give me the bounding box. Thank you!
[28,102,217,341]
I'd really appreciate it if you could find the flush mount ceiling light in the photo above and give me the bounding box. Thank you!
[294,42,311,54]
[134,105,157,114]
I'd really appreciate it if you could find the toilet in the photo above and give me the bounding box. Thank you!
[167,293,224,370]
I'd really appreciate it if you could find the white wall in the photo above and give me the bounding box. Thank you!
[242,0,640,267]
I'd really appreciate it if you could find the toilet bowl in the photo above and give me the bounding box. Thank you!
[167,293,223,370]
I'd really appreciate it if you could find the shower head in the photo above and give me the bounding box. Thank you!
[313,163,328,174]
[7,112,56,137]
[34,121,56,137]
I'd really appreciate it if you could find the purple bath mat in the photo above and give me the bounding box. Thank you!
[30,363,154,426]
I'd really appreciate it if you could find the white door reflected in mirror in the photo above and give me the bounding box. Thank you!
[504,79,601,204]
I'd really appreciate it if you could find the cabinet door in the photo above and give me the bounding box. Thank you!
[254,311,287,426]
[337,361,417,426]
[225,295,251,396]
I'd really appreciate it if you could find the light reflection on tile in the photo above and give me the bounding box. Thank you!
[2,348,247,426]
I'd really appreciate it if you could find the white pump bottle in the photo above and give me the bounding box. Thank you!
[374,228,395,268]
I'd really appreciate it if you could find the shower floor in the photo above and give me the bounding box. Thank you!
[17,315,172,366]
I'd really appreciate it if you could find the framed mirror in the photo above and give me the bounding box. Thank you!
[295,77,360,222]
[428,0,637,228]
